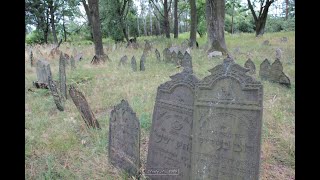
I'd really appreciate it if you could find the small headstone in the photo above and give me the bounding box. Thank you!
[269,59,283,82]
[119,55,128,66]
[131,56,137,72]
[70,56,76,70]
[30,51,34,67]
[280,37,288,42]
[155,49,161,62]
[275,48,282,60]
[177,51,184,66]
[144,40,152,54]
[48,76,64,111]
[191,57,263,180]
[163,48,171,62]
[208,51,222,58]
[182,52,193,71]
[35,59,52,88]
[140,54,145,71]
[262,40,270,46]
[69,85,100,129]
[259,59,271,80]
[59,53,67,99]
[109,99,140,177]
[244,58,256,74]
[146,68,199,180]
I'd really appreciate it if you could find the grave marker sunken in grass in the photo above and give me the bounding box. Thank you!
[259,59,271,80]
[155,49,161,62]
[191,57,263,180]
[131,56,137,72]
[119,55,128,66]
[109,99,140,177]
[163,48,171,62]
[140,53,145,71]
[48,76,64,111]
[34,59,52,89]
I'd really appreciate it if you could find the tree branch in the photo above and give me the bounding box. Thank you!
[150,0,164,18]
[247,0,258,22]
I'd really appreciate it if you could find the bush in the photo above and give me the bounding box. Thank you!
[26,29,44,45]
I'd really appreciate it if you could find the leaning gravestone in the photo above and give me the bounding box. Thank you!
[244,58,256,75]
[191,57,263,180]
[119,55,128,66]
[181,52,193,71]
[59,53,67,99]
[155,49,161,62]
[269,59,283,82]
[140,54,145,71]
[48,76,64,111]
[259,59,271,80]
[163,48,171,62]
[69,85,100,129]
[146,68,199,180]
[35,59,52,88]
[109,100,140,177]
[131,56,137,72]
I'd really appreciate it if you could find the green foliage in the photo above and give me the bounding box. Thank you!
[265,17,295,32]
[26,29,44,45]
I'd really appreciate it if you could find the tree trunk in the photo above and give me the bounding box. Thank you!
[173,0,178,38]
[189,0,197,47]
[285,0,288,20]
[88,0,105,58]
[164,0,170,38]
[48,1,58,44]
[206,0,227,54]
[143,17,147,36]
[63,16,67,42]
[82,0,94,40]
[137,17,140,36]
[231,3,234,34]
[149,4,153,35]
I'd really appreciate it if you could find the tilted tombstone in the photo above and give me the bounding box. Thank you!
[244,58,256,75]
[177,51,184,66]
[155,49,161,62]
[69,85,100,129]
[163,48,172,62]
[59,53,67,99]
[275,48,282,60]
[140,54,145,71]
[48,76,64,111]
[35,59,52,88]
[146,68,199,180]
[131,56,137,72]
[181,52,193,71]
[70,55,76,70]
[191,57,263,180]
[109,100,140,177]
[259,59,271,80]
[269,59,283,82]
[119,55,128,66]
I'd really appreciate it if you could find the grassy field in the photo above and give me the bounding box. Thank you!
[25,31,295,179]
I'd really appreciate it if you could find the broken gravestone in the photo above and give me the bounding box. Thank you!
[259,59,271,80]
[59,53,67,99]
[269,59,291,87]
[48,76,64,111]
[181,52,193,71]
[163,48,172,62]
[34,59,52,89]
[155,49,161,62]
[131,56,137,72]
[146,68,199,180]
[69,85,100,129]
[244,58,256,75]
[191,57,263,180]
[109,99,140,177]
[140,54,145,71]
[119,55,128,66]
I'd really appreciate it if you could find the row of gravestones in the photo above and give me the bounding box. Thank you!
[108,57,264,180]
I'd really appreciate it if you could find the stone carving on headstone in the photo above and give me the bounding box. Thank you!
[146,68,199,180]
[140,54,145,71]
[259,59,271,80]
[275,48,282,60]
[191,57,263,180]
[109,99,140,177]
[177,51,184,66]
[70,56,76,70]
[131,56,137,72]
[48,76,64,111]
[155,49,161,62]
[244,58,256,75]
[59,53,67,99]
[69,85,100,129]
[163,48,172,62]
[119,55,128,66]
[181,52,193,71]
[34,59,52,89]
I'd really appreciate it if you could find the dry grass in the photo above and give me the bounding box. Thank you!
[25,31,295,179]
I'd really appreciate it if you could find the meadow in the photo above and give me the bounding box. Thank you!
[25,31,295,179]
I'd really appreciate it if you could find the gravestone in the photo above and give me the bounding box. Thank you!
[35,59,52,88]
[275,48,282,60]
[155,49,161,62]
[140,54,145,71]
[244,58,256,74]
[171,51,178,64]
[109,100,140,177]
[280,37,288,42]
[144,40,152,54]
[59,53,67,99]
[279,72,291,88]
[177,51,184,66]
[262,40,270,46]
[191,57,263,180]
[48,76,64,111]
[131,56,137,72]
[181,52,193,71]
[30,50,34,67]
[69,85,100,129]
[269,59,283,82]
[146,68,199,180]
[119,55,128,66]
[70,55,76,70]
[259,59,271,80]
[163,48,171,62]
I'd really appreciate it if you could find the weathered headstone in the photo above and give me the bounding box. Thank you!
[163,48,172,62]
[171,51,178,64]
[109,99,140,177]
[262,40,270,46]
[35,59,52,89]
[269,59,283,82]
[155,49,161,62]
[119,55,128,66]
[69,85,100,129]
[279,72,291,88]
[259,59,271,80]
[131,56,137,72]
[146,68,199,180]
[59,53,67,99]
[48,76,64,111]
[191,57,263,180]
[30,50,34,67]
[177,51,184,66]
[140,54,145,71]
[181,52,193,71]
[275,48,282,60]
[244,58,256,74]
[280,37,288,42]
[144,40,152,54]
[70,55,76,70]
